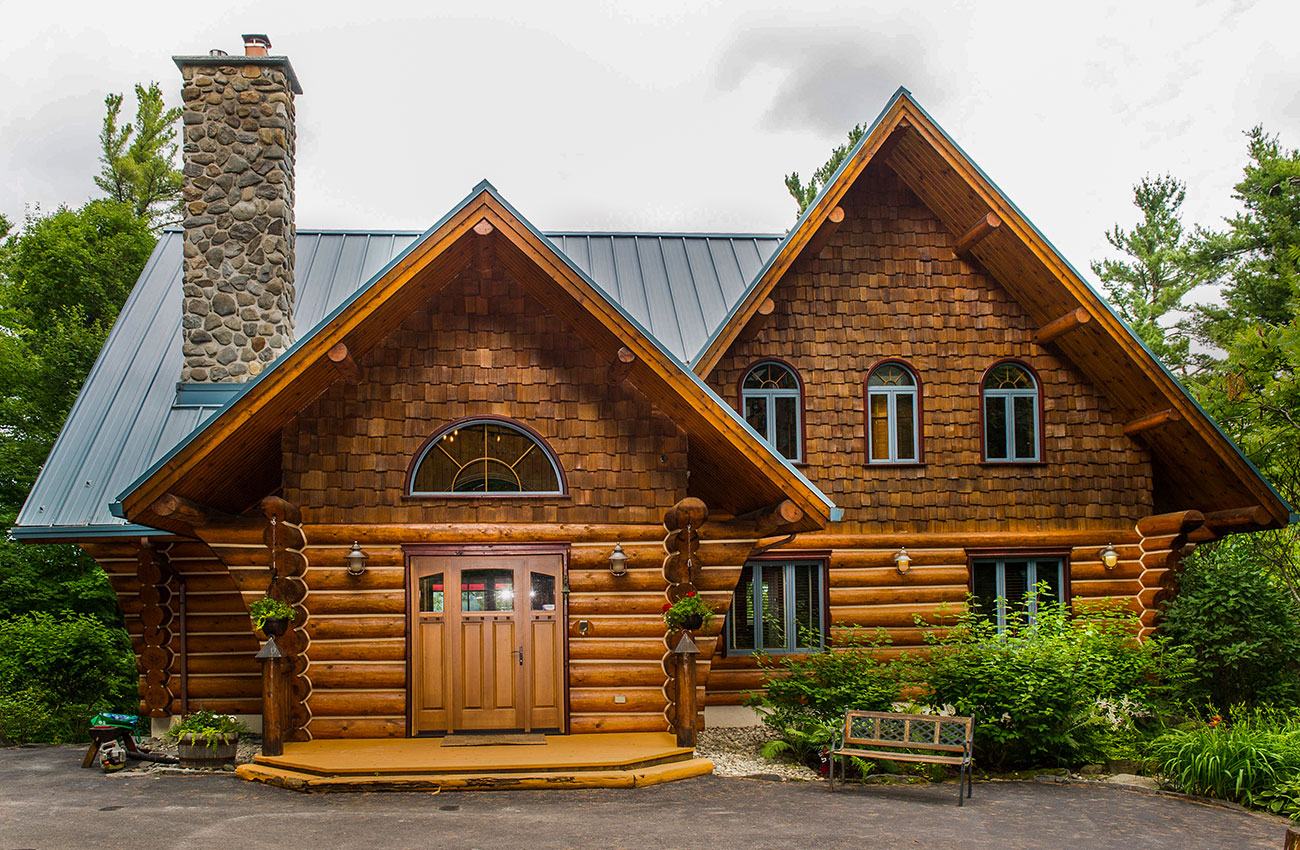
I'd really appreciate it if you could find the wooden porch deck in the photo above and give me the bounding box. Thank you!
[236,732,712,792]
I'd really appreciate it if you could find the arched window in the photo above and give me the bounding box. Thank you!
[982,362,1040,462]
[741,361,803,462]
[408,418,564,495]
[866,362,920,463]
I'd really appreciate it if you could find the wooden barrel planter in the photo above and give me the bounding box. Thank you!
[176,733,239,770]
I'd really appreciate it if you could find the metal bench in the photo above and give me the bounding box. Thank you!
[828,710,975,805]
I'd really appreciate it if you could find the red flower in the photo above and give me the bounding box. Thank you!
[686,590,697,597]
[1209,715,1222,728]
[662,603,672,612]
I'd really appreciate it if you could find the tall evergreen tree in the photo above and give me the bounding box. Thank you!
[1090,175,1198,374]
[785,124,866,215]
[95,82,184,229]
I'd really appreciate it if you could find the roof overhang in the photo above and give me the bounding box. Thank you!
[693,87,1291,529]
[114,182,835,534]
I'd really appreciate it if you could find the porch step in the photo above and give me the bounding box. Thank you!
[235,757,715,792]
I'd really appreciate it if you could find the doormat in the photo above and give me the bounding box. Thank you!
[440,734,547,747]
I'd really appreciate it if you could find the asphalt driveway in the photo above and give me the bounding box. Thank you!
[0,745,1292,849]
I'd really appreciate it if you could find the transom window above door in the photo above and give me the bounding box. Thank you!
[981,362,1040,462]
[409,418,565,495]
[867,362,920,464]
[741,361,803,463]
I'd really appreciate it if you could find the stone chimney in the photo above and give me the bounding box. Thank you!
[175,35,302,382]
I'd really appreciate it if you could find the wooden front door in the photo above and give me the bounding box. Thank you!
[409,553,564,734]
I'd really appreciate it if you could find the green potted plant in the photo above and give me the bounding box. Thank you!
[249,596,296,637]
[662,590,715,631]
[166,710,248,769]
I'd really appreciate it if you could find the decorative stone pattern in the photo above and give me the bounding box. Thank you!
[178,61,296,382]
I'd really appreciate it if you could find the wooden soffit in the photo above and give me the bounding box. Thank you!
[115,183,834,532]
[694,88,1289,528]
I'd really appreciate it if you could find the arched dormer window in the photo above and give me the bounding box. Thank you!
[982,362,1041,462]
[741,361,803,462]
[408,418,565,495]
[866,362,920,464]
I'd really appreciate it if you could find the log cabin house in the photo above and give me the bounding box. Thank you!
[13,36,1292,747]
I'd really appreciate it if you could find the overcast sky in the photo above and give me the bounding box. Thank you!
[2,0,1297,283]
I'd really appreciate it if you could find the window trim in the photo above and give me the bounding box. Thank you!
[966,548,1072,632]
[404,415,569,498]
[737,358,807,464]
[978,359,1045,464]
[725,555,829,656]
[863,359,924,465]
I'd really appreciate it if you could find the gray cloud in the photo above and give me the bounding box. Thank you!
[715,24,942,136]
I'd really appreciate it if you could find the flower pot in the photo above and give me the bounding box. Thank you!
[261,617,290,637]
[176,733,238,770]
[681,613,704,631]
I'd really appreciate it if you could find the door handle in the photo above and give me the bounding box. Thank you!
[512,645,523,666]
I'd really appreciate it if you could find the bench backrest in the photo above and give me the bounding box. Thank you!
[841,710,973,753]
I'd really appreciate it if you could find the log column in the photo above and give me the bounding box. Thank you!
[136,539,175,718]
[1135,510,1205,636]
[661,497,707,737]
[262,497,314,741]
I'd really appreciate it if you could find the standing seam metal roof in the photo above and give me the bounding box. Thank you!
[14,228,782,536]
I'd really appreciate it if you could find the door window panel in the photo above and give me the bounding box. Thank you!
[418,573,444,613]
[529,572,556,611]
[460,568,515,612]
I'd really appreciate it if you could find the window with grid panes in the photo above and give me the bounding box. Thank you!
[970,557,1064,633]
[867,363,919,463]
[741,362,802,462]
[981,363,1040,462]
[727,561,825,653]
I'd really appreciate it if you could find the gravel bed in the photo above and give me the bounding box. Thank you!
[100,734,262,775]
[696,726,821,781]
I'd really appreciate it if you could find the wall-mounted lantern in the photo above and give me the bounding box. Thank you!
[346,541,368,577]
[1100,543,1120,570]
[893,546,911,574]
[609,543,629,577]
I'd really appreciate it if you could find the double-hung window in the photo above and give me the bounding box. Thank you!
[728,561,825,653]
[741,362,803,463]
[867,363,920,463]
[971,557,1064,633]
[982,362,1040,462]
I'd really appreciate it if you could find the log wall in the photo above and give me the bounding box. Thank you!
[84,539,261,718]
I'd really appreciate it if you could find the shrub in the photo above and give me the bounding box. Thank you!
[919,594,1191,771]
[1159,535,1300,711]
[1150,707,1300,809]
[0,612,136,744]
[747,629,902,766]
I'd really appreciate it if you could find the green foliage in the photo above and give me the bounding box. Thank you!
[166,709,248,748]
[1158,536,1300,711]
[0,612,136,744]
[1255,776,1300,821]
[661,591,715,630]
[95,82,184,229]
[1150,708,1300,809]
[0,532,121,625]
[919,593,1192,771]
[785,123,866,215]
[248,596,297,630]
[746,630,902,767]
[0,201,155,509]
[1090,174,1198,373]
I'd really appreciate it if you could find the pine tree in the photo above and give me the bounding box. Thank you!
[785,124,866,215]
[95,82,184,229]
[1090,175,1198,374]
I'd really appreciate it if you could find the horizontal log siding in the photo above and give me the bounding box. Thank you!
[705,531,1148,707]
[294,530,756,737]
[705,161,1153,534]
[83,540,261,717]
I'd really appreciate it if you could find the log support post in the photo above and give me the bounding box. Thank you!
[803,206,846,259]
[609,345,636,385]
[256,636,289,757]
[673,632,700,749]
[954,212,1001,256]
[1033,307,1092,346]
[1284,827,1299,850]
[327,343,361,384]
[1122,408,1182,437]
